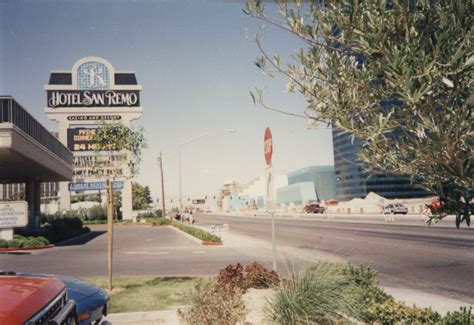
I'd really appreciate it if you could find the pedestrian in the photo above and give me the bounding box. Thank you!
[189,211,194,225]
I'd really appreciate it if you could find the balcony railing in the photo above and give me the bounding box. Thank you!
[0,96,72,164]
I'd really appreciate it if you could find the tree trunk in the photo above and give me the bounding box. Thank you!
[107,179,114,292]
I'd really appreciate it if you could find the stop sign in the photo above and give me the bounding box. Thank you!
[264,127,273,166]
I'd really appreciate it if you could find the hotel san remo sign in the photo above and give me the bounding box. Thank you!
[45,56,143,220]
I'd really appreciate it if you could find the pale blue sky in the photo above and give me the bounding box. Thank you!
[0,0,334,201]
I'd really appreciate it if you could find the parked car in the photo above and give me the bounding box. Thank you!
[0,273,79,325]
[18,272,109,325]
[383,203,408,215]
[304,203,326,214]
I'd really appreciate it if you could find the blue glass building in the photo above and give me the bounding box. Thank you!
[333,129,432,200]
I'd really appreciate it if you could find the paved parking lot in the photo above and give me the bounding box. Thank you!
[0,225,269,277]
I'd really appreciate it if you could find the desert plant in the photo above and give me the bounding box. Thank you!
[267,263,361,324]
[244,261,280,289]
[216,263,246,291]
[178,278,247,325]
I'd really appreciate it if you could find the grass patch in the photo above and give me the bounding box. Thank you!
[85,276,194,313]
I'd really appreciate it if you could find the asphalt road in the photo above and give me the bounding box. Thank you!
[1,216,472,305]
[198,214,474,304]
[0,225,267,277]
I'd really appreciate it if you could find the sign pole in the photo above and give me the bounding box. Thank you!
[271,184,277,271]
[264,127,277,271]
[159,151,166,218]
[107,179,114,292]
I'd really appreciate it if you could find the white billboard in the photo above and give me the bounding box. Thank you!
[0,201,28,229]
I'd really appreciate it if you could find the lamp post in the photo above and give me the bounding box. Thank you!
[178,129,236,221]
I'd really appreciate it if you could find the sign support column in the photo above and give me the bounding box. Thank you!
[264,127,277,271]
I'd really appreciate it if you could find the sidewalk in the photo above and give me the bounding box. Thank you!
[103,308,183,324]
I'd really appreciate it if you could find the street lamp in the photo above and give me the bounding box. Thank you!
[179,129,236,221]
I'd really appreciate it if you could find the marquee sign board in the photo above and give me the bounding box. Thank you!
[45,56,144,219]
[47,90,140,109]
[73,154,121,168]
[73,168,122,179]
[67,127,99,151]
[0,201,28,229]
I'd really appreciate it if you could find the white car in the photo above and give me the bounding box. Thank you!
[383,203,408,215]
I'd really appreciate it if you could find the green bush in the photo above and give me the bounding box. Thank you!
[344,265,441,324]
[443,306,473,324]
[171,221,221,243]
[41,205,107,224]
[178,278,247,325]
[87,204,107,221]
[43,217,90,243]
[267,262,361,324]
[147,217,171,226]
[0,235,50,248]
[137,212,155,219]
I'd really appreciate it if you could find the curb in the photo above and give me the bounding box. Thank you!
[0,244,53,252]
[202,241,223,246]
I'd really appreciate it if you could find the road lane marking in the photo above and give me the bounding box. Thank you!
[193,251,206,254]
[124,251,169,255]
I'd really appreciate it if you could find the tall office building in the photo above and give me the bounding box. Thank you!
[332,129,431,201]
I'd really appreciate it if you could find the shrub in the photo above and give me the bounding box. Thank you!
[0,239,8,248]
[87,204,107,221]
[43,217,90,243]
[178,278,247,325]
[171,221,221,243]
[137,212,155,219]
[148,217,171,226]
[443,306,473,324]
[267,262,361,324]
[244,261,280,289]
[344,265,441,324]
[216,263,246,291]
[0,235,50,248]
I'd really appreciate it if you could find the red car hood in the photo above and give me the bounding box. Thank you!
[0,275,65,325]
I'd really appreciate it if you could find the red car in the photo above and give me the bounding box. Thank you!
[0,274,79,325]
[304,204,326,214]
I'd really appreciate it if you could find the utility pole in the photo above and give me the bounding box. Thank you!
[158,151,166,217]
[106,179,114,292]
